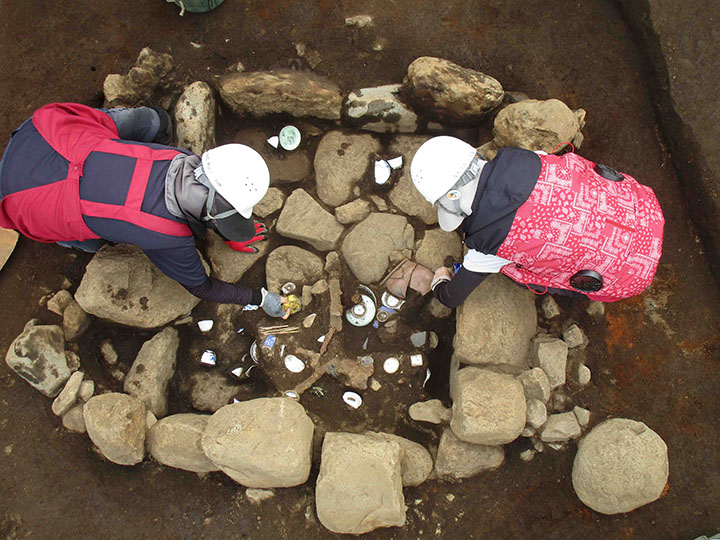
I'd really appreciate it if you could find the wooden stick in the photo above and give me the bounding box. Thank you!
[292,327,336,394]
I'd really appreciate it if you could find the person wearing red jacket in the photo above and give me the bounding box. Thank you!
[410,136,665,307]
[0,103,287,317]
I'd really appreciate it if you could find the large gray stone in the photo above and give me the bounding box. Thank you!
[218,69,343,120]
[265,246,325,294]
[175,81,216,155]
[75,244,202,329]
[84,393,146,466]
[415,228,463,270]
[366,432,433,487]
[434,427,504,480]
[316,432,405,534]
[341,213,414,283]
[403,57,504,125]
[233,128,312,184]
[493,99,586,153]
[276,189,344,251]
[206,230,269,284]
[572,419,669,514]
[315,131,381,207]
[451,367,526,445]
[5,320,75,397]
[387,135,435,224]
[123,327,179,418]
[189,371,239,412]
[454,274,537,371]
[147,413,219,473]
[342,84,418,133]
[201,398,314,488]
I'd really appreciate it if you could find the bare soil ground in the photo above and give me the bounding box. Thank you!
[1,1,718,539]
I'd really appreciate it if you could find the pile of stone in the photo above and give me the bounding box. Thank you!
[2,47,669,535]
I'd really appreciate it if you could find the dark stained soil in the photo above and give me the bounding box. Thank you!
[1,1,719,539]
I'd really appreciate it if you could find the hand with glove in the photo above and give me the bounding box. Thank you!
[260,288,290,319]
[225,221,268,253]
[431,266,453,291]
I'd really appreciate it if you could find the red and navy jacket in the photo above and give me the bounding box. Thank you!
[0,103,208,287]
[434,147,664,306]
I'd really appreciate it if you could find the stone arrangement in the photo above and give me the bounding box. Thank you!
[4,45,668,534]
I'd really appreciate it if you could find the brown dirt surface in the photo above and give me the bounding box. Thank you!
[1,1,719,539]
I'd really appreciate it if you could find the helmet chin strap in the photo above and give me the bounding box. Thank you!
[194,165,239,222]
[442,153,484,216]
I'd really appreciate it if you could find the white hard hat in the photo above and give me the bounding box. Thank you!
[201,144,270,218]
[410,136,478,204]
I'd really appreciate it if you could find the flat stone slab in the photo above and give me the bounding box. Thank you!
[342,84,419,133]
[451,367,526,445]
[124,327,179,418]
[316,432,406,534]
[147,413,219,473]
[276,189,344,251]
[75,244,202,329]
[84,393,146,466]
[201,398,314,488]
[206,230,270,283]
[265,246,325,294]
[315,131,381,207]
[341,213,414,283]
[233,128,312,184]
[218,69,343,120]
[434,427,505,480]
[454,274,536,372]
[175,81,216,155]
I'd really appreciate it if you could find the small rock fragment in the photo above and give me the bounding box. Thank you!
[562,324,588,349]
[541,296,561,319]
[52,371,85,416]
[540,412,582,443]
[408,399,452,424]
[62,404,86,433]
[578,364,592,386]
[526,399,547,429]
[586,301,605,318]
[246,488,275,504]
[573,406,591,427]
[46,290,74,316]
[79,380,95,402]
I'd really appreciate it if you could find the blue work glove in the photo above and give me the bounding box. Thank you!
[260,288,289,318]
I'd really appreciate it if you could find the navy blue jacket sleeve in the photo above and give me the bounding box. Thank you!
[143,244,208,287]
[432,266,490,308]
[143,245,262,305]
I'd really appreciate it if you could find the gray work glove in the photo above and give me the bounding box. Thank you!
[260,288,287,318]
